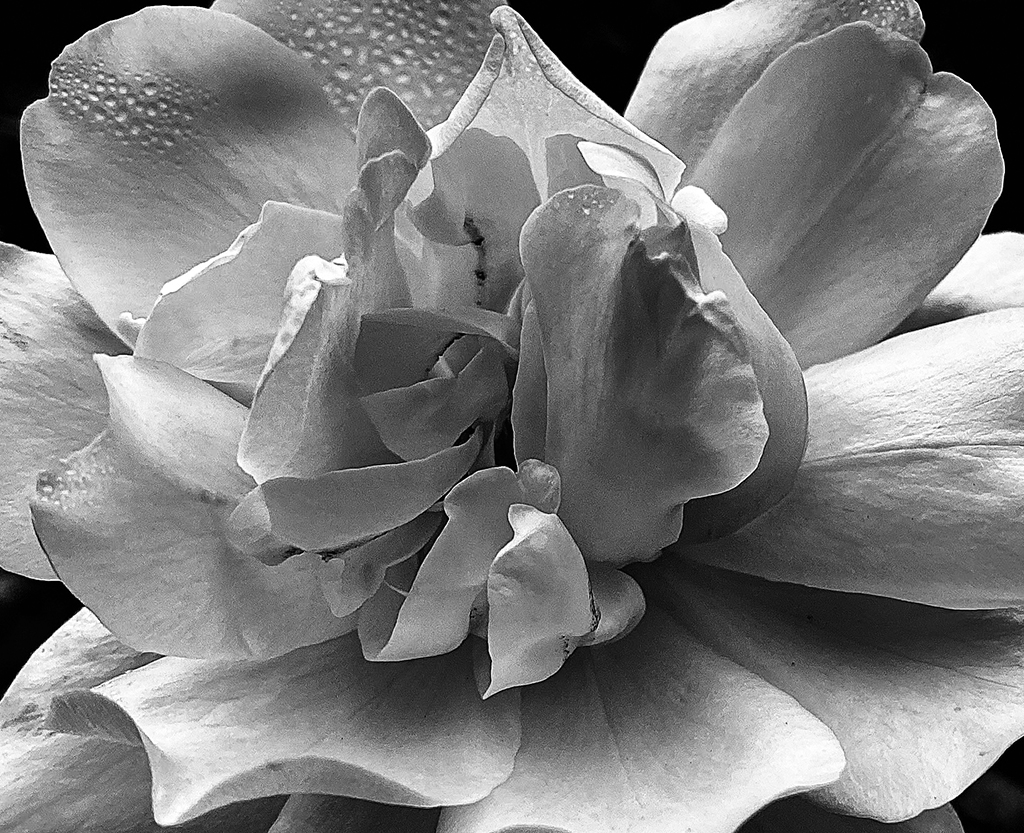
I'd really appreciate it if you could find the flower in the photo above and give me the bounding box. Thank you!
[1,1,1023,832]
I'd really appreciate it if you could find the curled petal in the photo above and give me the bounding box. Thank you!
[691,22,1003,366]
[521,185,767,564]
[577,568,645,648]
[22,6,355,332]
[0,244,125,580]
[741,798,963,833]
[135,202,347,390]
[31,356,350,659]
[626,0,922,168]
[212,0,502,130]
[52,636,519,825]
[680,309,1024,608]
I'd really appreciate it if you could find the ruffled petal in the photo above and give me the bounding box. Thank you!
[645,562,1024,820]
[31,356,351,659]
[135,202,347,390]
[440,608,844,833]
[0,244,125,580]
[0,611,282,833]
[679,310,1024,608]
[689,22,1002,366]
[22,6,356,332]
[211,0,502,129]
[521,185,767,564]
[741,799,963,833]
[626,0,922,169]
[897,233,1024,333]
[53,635,519,825]
[268,794,440,833]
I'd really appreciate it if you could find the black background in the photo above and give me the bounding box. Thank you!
[1,2,1020,830]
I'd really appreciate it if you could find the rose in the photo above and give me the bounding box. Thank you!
[2,1,1023,832]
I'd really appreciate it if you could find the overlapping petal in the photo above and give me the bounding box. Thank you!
[646,562,1024,820]
[626,0,923,169]
[520,185,767,563]
[0,245,125,580]
[268,794,440,833]
[688,22,1002,366]
[52,635,519,825]
[31,356,351,659]
[680,310,1024,608]
[741,799,964,833]
[212,0,502,130]
[22,6,356,332]
[441,608,844,833]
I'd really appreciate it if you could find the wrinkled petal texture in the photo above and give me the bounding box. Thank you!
[680,310,1024,608]
[22,6,356,332]
[213,0,503,129]
[0,245,125,580]
[31,356,351,659]
[690,22,1002,366]
[54,636,519,825]
[520,185,767,564]
[442,608,844,833]
[644,562,1024,820]
[626,0,923,168]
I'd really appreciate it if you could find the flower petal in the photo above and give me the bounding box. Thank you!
[440,607,844,833]
[521,185,767,564]
[897,233,1024,333]
[211,0,502,129]
[741,798,963,833]
[0,244,125,580]
[0,610,282,833]
[54,635,519,825]
[31,356,351,659]
[510,300,548,463]
[135,202,347,390]
[679,309,1024,608]
[22,6,356,332]
[626,0,922,168]
[689,22,1002,366]
[646,562,1024,820]
[431,7,684,199]
[234,428,483,553]
[268,794,440,833]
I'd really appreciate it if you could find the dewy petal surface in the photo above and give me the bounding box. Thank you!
[689,22,1002,366]
[212,0,502,129]
[31,356,351,659]
[22,6,356,332]
[0,244,125,580]
[0,611,282,833]
[135,202,347,390]
[680,309,1024,608]
[647,562,1024,820]
[56,636,519,825]
[741,798,964,833]
[626,0,923,169]
[441,608,844,833]
[521,185,767,564]
[896,232,1024,333]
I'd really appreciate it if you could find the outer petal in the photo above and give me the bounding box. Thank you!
[741,799,963,833]
[680,310,1024,608]
[22,6,355,332]
[896,232,1024,333]
[521,186,767,564]
[0,244,125,580]
[440,608,844,833]
[688,23,1002,366]
[212,0,502,129]
[645,562,1024,820]
[31,356,351,659]
[135,202,347,390]
[54,636,520,825]
[268,794,440,833]
[0,611,282,833]
[626,0,923,168]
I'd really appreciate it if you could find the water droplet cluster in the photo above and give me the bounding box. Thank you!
[254,0,497,128]
[50,55,216,159]
[841,0,923,38]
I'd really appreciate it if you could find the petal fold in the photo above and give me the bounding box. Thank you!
[741,799,963,833]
